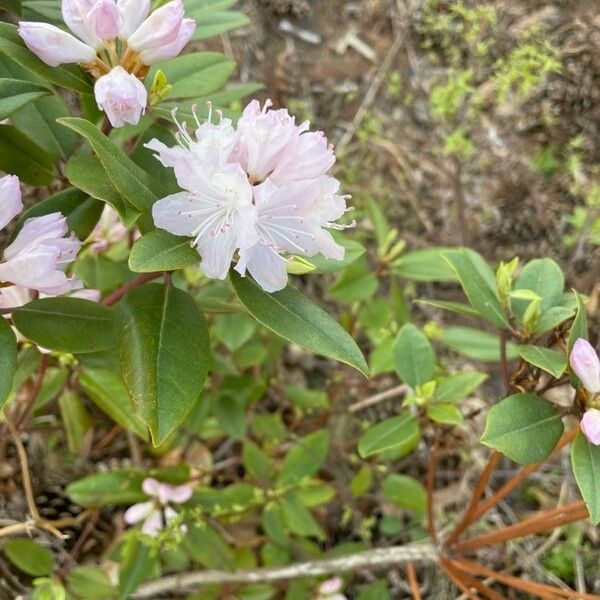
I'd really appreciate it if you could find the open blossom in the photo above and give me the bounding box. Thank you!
[0,175,23,231]
[146,100,350,292]
[94,66,147,128]
[19,0,195,127]
[570,338,600,394]
[124,478,193,537]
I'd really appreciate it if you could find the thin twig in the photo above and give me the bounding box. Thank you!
[499,331,510,394]
[132,543,437,598]
[427,444,439,544]
[102,272,162,306]
[441,558,481,600]
[15,355,48,429]
[348,384,407,413]
[406,562,422,600]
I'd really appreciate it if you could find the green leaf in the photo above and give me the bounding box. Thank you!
[67,566,115,600]
[11,187,103,241]
[0,77,49,119]
[395,247,458,282]
[279,493,325,539]
[358,412,420,458]
[58,117,161,213]
[426,403,463,425]
[64,154,137,225]
[517,345,567,378]
[184,524,236,570]
[12,298,116,354]
[393,323,436,387]
[0,317,17,408]
[3,539,53,576]
[118,537,156,600]
[0,0,21,15]
[0,22,92,93]
[328,257,378,303]
[58,390,92,453]
[382,474,427,512]
[0,123,54,185]
[434,371,487,403]
[212,393,246,439]
[443,249,509,328]
[277,430,329,486]
[129,230,199,273]
[79,368,148,439]
[514,258,564,320]
[242,440,275,481]
[309,236,365,274]
[148,52,235,99]
[536,306,574,335]
[191,9,249,40]
[117,283,210,445]
[213,312,257,352]
[416,299,480,319]
[441,326,519,362]
[230,270,368,376]
[481,393,564,465]
[571,432,600,525]
[568,291,588,353]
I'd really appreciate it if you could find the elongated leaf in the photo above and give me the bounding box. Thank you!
[0,123,54,185]
[3,539,53,577]
[481,393,564,464]
[190,10,249,40]
[358,412,420,458]
[444,249,509,327]
[568,291,588,353]
[382,474,427,512]
[514,258,564,320]
[434,371,487,403]
[117,283,210,445]
[0,22,92,92]
[58,117,161,213]
[426,402,463,425]
[277,429,329,486]
[279,493,325,539]
[393,323,435,387]
[129,230,199,273]
[11,187,103,241]
[118,538,156,600]
[79,368,148,439]
[536,306,574,334]
[0,77,49,119]
[416,299,480,318]
[517,345,567,378]
[395,247,458,282]
[441,326,519,362]
[0,317,17,408]
[13,298,117,353]
[230,270,368,376]
[572,432,600,524]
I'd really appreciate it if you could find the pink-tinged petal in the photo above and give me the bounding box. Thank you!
[0,175,23,231]
[581,409,600,445]
[152,192,202,237]
[69,287,101,302]
[127,0,184,52]
[144,139,188,169]
[88,0,121,40]
[319,577,342,594]
[117,0,150,40]
[167,484,193,504]
[62,0,103,48]
[138,17,196,65]
[163,506,179,523]
[197,227,238,280]
[141,509,162,536]
[18,22,97,66]
[94,66,147,128]
[142,477,161,497]
[235,243,288,293]
[570,339,600,393]
[124,500,153,524]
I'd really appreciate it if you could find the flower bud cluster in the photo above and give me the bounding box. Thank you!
[147,100,352,292]
[570,338,600,445]
[19,0,196,127]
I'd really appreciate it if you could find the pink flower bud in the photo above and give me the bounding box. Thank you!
[581,409,600,445]
[88,0,120,40]
[138,17,196,65]
[0,175,23,231]
[18,21,97,66]
[570,338,600,394]
[62,0,103,49]
[126,0,184,52]
[117,0,150,40]
[94,66,147,128]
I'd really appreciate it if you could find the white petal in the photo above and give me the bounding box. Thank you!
[197,227,238,280]
[141,510,162,536]
[124,501,153,524]
[142,477,161,497]
[236,243,288,292]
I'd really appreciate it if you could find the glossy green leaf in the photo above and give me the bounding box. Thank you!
[358,412,420,458]
[441,326,519,362]
[230,270,368,376]
[0,22,92,92]
[395,247,458,282]
[277,429,329,486]
[0,123,54,185]
[514,258,564,320]
[382,474,427,512]
[427,402,464,425]
[434,371,487,403]
[329,257,378,303]
[481,393,564,464]
[13,298,117,354]
[393,323,436,387]
[444,249,509,327]
[0,317,17,408]
[536,306,574,334]
[58,117,161,213]
[4,539,53,576]
[517,345,567,378]
[0,77,49,119]
[117,283,210,445]
[79,368,148,439]
[129,230,199,273]
[572,432,600,524]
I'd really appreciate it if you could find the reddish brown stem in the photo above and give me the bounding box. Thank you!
[445,560,505,600]
[15,355,48,429]
[406,562,422,600]
[441,558,481,599]
[426,444,439,544]
[103,272,162,306]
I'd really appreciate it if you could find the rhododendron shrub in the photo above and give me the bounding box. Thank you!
[0,1,598,598]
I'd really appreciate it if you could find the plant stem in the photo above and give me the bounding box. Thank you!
[103,272,162,306]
